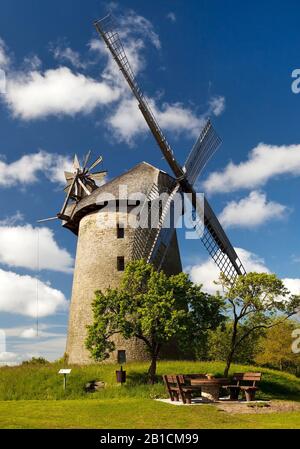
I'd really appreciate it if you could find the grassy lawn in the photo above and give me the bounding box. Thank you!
[0,361,299,428]
[0,398,300,429]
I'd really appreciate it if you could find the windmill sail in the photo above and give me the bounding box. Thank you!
[95,14,246,279]
[132,183,180,270]
[131,183,160,261]
[147,184,181,269]
[183,119,222,186]
[94,15,183,179]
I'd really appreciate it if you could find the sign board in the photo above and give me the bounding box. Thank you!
[59,369,71,374]
[117,350,126,365]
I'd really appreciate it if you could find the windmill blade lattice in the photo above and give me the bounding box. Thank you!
[95,14,246,280]
[184,119,222,186]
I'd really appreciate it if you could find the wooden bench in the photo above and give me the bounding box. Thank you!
[163,374,205,404]
[226,372,262,401]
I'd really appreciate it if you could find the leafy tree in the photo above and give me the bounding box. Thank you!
[255,319,300,373]
[22,357,49,366]
[86,260,223,383]
[207,320,264,364]
[217,272,300,377]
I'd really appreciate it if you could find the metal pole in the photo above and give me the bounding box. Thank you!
[63,374,66,390]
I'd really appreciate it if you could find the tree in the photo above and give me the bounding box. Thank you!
[255,319,300,373]
[207,321,264,364]
[85,260,223,383]
[217,272,300,377]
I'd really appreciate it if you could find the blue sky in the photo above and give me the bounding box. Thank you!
[1,0,300,362]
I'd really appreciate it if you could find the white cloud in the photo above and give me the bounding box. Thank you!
[166,12,177,23]
[0,151,51,186]
[22,54,42,71]
[209,96,225,116]
[187,247,300,298]
[51,45,87,69]
[0,211,24,226]
[106,96,220,145]
[0,268,68,317]
[2,323,66,339]
[119,11,161,50]
[0,224,74,273]
[0,333,67,364]
[0,351,24,365]
[19,328,38,339]
[46,154,73,184]
[187,247,269,294]
[13,336,67,362]
[0,151,72,187]
[219,191,287,228]
[1,13,225,147]
[204,143,300,194]
[282,278,300,296]
[5,67,120,120]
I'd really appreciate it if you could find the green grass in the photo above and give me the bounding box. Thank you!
[0,398,300,429]
[0,360,299,428]
[0,360,299,401]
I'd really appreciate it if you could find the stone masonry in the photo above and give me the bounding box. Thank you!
[65,162,182,364]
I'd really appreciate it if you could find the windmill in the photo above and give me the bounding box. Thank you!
[94,14,246,281]
[38,151,107,223]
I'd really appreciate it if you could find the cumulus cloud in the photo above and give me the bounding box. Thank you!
[1,9,224,145]
[219,191,287,228]
[5,67,120,120]
[282,278,300,296]
[0,151,72,187]
[204,143,300,194]
[187,247,270,294]
[106,96,221,145]
[0,224,74,273]
[0,268,68,317]
[187,247,300,297]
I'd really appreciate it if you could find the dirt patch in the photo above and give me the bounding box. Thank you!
[217,400,300,414]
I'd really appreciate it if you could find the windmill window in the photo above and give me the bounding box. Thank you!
[117,256,125,271]
[117,223,125,239]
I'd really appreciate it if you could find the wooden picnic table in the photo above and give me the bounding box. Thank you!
[190,377,229,401]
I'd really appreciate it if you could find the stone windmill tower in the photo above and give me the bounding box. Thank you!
[64,159,183,364]
[40,15,246,365]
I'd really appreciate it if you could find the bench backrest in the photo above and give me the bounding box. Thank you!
[163,374,184,387]
[232,372,261,386]
[163,374,208,389]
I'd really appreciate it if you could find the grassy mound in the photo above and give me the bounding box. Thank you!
[0,360,299,401]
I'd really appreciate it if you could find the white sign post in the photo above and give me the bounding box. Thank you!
[58,369,71,390]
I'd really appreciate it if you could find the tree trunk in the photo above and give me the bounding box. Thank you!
[224,319,238,377]
[224,348,235,378]
[148,354,157,384]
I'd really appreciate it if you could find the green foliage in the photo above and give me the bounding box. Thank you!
[218,272,300,376]
[86,260,224,381]
[21,357,49,366]
[207,321,264,364]
[256,319,300,373]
